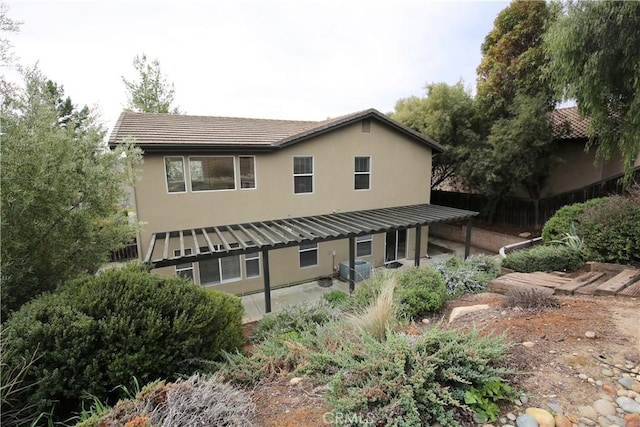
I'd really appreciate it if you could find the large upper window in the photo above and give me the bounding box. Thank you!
[199,245,241,285]
[356,234,372,257]
[239,156,256,189]
[190,156,235,191]
[293,156,313,194]
[354,156,370,190]
[299,243,318,268]
[165,157,186,193]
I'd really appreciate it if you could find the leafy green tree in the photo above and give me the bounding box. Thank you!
[476,0,559,122]
[391,81,482,188]
[0,2,20,67]
[44,79,90,131]
[122,53,180,113]
[0,68,141,320]
[545,1,640,180]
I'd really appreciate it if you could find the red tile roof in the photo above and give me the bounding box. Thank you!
[549,106,590,140]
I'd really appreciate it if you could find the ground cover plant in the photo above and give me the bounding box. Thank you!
[502,245,585,273]
[3,264,244,422]
[434,255,501,296]
[221,278,515,426]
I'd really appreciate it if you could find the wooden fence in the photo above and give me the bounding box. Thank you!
[432,168,639,229]
[108,239,139,262]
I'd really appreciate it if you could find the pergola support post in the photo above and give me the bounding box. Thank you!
[349,236,355,293]
[414,226,422,267]
[262,249,271,313]
[464,219,473,259]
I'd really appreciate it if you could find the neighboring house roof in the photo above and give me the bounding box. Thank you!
[108,108,444,153]
[549,106,590,140]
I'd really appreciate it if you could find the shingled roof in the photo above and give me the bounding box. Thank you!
[549,106,590,140]
[108,108,444,153]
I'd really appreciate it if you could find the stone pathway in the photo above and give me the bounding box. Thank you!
[482,360,640,427]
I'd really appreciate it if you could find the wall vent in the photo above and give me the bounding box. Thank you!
[361,119,371,133]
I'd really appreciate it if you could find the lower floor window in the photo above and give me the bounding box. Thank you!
[245,252,260,278]
[356,234,372,257]
[299,243,318,268]
[175,248,194,281]
[199,246,241,285]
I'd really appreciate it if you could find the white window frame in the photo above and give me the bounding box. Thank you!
[355,234,373,257]
[293,156,314,195]
[354,156,371,191]
[174,248,194,280]
[299,242,318,268]
[164,156,187,194]
[198,244,242,285]
[239,156,257,190]
[244,251,261,278]
[188,156,237,192]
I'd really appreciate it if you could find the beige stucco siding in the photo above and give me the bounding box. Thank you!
[133,119,433,293]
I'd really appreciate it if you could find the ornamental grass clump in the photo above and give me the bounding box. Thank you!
[346,278,397,342]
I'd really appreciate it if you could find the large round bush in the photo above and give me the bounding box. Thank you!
[3,263,244,420]
[395,267,447,318]
[578,186,640,264]
[541,197,608,244]
[502,245,585,272]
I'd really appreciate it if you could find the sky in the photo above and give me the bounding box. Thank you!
[5,0,510,132]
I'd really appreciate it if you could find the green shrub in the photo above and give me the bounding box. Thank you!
[578,186,640,264]
[251,300,340,343]
[322,290,350,308]
[395,267,447,318]
[541,197,608,244]
[351,269,446,319]
[502,245,585,273]
[434,255,501,296]
[3,263,244,421]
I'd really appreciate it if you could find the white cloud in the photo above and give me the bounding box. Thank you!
[6,0,508,130]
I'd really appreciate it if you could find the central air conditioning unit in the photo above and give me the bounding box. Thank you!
[339,259,371,282]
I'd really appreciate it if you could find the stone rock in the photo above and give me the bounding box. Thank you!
[525,407,555,427]
[580,417,597,426]
[519,232,532,238]
[421,318,430,324]
[554,414,572,427]
[627,419,640,427]
[619,377,639,390]
[603,384,617,394]
[289,377,303,386]
[617,396,640,413]
[522,341,536,348]
[547,402,563,415]
[602,369,615,377]
[515,413,538,427]
[633,384,640,394]
[619,389,630,397]
[585,330,597,339]
[605,414,625,426]
[579,373,589,380]
[627,413,640,421]
[594,398,617,416]
[579,405,599,420]
[520,394,529,405]
[448,304,490,323]
[507,412,517,421]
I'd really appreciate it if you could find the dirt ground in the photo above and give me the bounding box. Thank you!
[248,293,640,427]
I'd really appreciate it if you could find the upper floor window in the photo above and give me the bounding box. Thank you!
[354,156,370,190]
[239,156,256,189]
[190,156,235,191]
[293,156,313,194]
[165,157,186,193]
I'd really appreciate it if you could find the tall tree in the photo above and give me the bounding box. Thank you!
[44,79,90,130]
[122,53,180,113]
[391,81,482,189]
[545,1,640,180]
[1,68,141,320]
[0,2,20,67]
[476,0,559,122]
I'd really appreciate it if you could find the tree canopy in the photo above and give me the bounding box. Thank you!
[545,0,640,179]
[1,68,141,320]
[390,81,482,189]
[476,0,559,122]
[122,53,180,114]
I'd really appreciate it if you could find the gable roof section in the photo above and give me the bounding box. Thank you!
[108,108,444,153]
[549,106,590,140]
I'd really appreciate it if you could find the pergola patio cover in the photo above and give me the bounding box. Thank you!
[144,203,478,312]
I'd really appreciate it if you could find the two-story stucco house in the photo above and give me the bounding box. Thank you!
[108,108,477,309]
